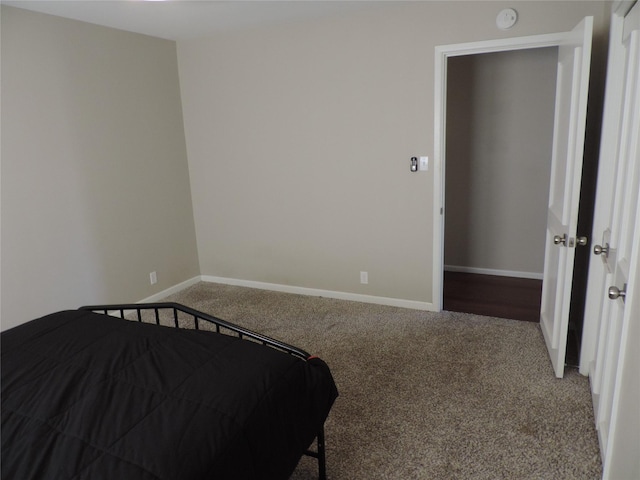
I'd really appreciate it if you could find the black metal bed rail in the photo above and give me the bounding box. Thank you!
[79,302,327,479]
[79,302,311,361]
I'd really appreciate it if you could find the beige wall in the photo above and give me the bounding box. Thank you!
[444,48,558,276]
[1,7,200,329]
[178,1,609,305]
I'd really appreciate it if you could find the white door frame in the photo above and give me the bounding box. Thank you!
[433,32,568,312]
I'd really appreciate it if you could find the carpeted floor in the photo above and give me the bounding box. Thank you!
[162,281,602,480]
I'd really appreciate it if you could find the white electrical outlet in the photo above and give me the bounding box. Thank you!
[150,271,157,285]
[360,271,368,284]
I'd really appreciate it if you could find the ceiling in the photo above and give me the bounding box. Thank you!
[1,0,387,41]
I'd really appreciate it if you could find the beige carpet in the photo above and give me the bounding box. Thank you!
[162,281,602,480]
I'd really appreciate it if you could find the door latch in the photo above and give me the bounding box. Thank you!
[576,236,588,246]
[593,243,609,257]
[553,234,567,246]
[608,284,627,301]
[554,234,587,248]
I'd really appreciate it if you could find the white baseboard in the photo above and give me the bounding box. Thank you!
[100,277,201,319]
[200,275,437,312]
[444,265,543,280]
[138,276,202,304]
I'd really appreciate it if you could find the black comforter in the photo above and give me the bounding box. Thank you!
[1,310,338,480]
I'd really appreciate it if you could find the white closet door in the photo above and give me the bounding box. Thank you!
[583,1,640,476]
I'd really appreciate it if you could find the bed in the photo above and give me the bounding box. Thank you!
[1,302,338,480]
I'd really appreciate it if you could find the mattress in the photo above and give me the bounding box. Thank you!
[1,309,338,480]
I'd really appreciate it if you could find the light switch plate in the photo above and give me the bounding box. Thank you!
[419,156,429,171]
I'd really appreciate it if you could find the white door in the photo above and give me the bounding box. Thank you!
[539,17,593,378]
[586,1,640,474]
[580,6,629,380]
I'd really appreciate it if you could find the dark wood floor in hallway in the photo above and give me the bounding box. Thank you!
[443,271,543,322]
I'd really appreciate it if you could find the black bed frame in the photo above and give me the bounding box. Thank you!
[80,302,328,480]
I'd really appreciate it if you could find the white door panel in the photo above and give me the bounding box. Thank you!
[582,1,640,476]
[540,16,593,378]
[596,22,639,448]
[602,20,640,477]
[540,211,567,351]
[605,223,640,478]
[580,8,626,377]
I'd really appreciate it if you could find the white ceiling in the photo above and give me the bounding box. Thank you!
[1,0,388,40]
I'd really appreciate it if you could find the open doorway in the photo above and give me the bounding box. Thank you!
[442,48,558,322]
[433,18,595,377]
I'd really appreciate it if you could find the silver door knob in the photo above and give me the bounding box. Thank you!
[554,234,567,245]
[576,236,588,246]
[593,243,609,256]
[608,285,626,300]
